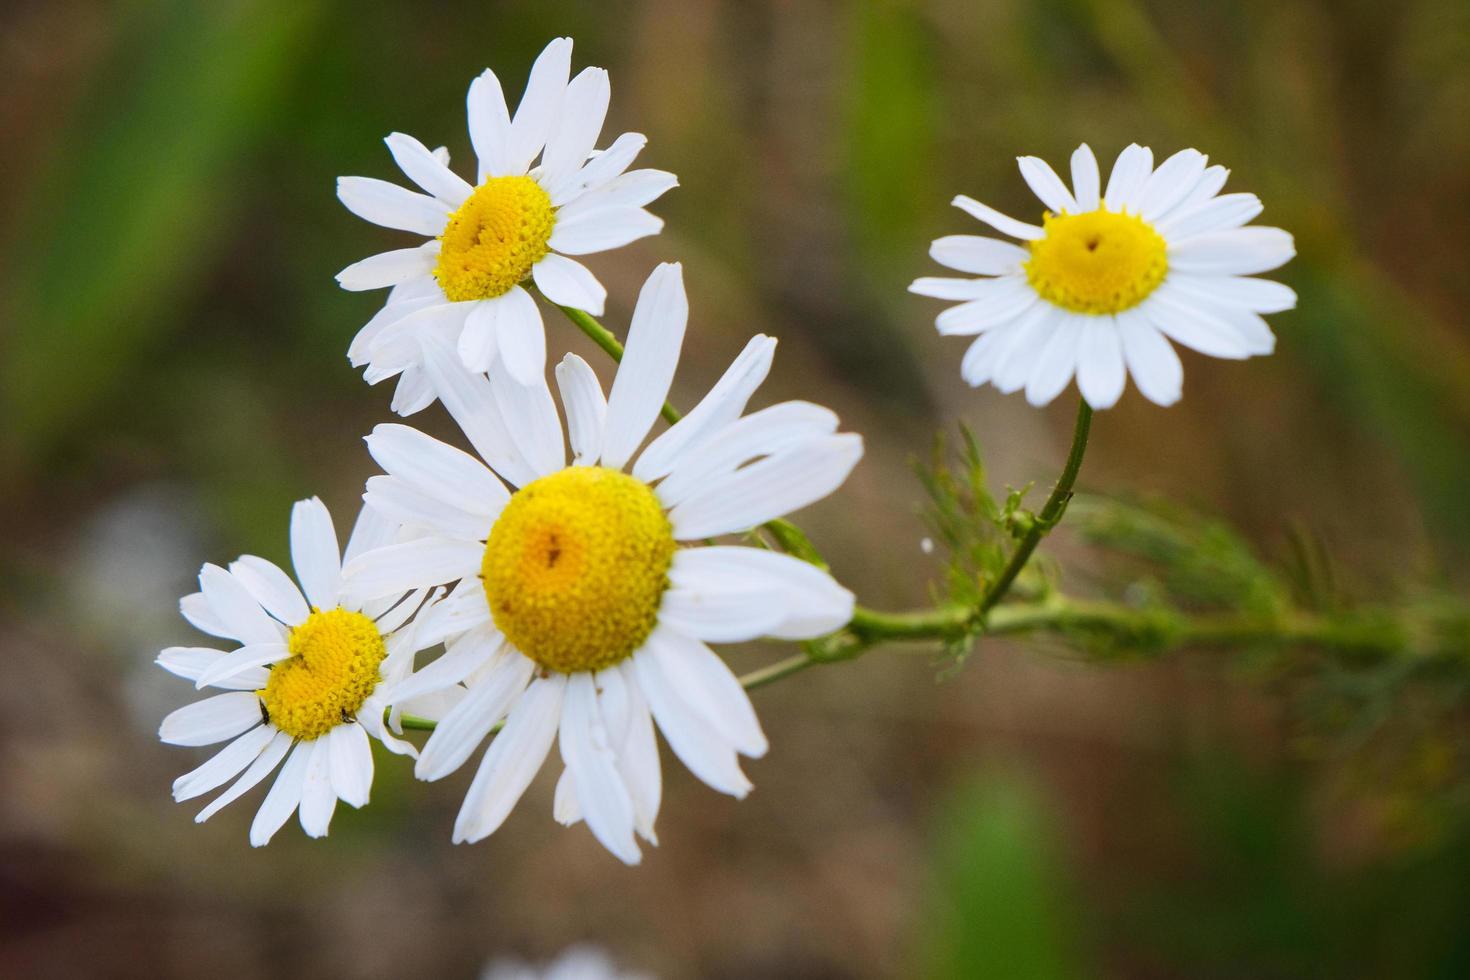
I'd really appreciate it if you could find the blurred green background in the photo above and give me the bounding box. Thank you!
[3,0,1470,976]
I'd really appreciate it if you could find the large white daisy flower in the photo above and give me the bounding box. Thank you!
[157,499,443,846]
[336,37,676,412]
[911,143,1297,408]
[340,262,864,864]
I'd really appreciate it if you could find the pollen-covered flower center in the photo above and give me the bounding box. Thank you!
[1025,210,1168,314]
[435,175,556,302]
[482,467,676,675]
[259,608,386,741]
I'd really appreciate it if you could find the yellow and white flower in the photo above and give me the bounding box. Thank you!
[336,37,676,411]
[341,263,863,864]
[158,499,445,845]
[911,144,1296,408]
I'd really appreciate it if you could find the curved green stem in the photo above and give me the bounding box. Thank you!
[979,398,1093,615]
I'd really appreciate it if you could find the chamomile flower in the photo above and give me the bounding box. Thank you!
[336,37,676,410]
[341,263,863,864]
[157,499,442,846]
[482,946,651,980]
[911,144,1296,408]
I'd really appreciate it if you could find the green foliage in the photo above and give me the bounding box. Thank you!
[916,772,1089,980]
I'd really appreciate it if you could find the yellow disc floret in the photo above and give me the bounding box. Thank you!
[1024,209,1168,314]
[435,175,556,302]
[260,608,386,741]
[482,467,676,675]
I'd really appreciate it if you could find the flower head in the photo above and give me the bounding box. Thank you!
[342,263,863,863]
[336,37,676,410]
[911,144,1296,408]
[158,499,443,845]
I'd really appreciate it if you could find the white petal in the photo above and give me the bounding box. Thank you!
[1163,279,1278,353]
[337,176,449,236]
[194,641,289,690]
[336,243,439,292]
[1153,164,1229,225]
[457,301,499,373]
[668,433,863,540]
[555,353,608,465]
[1103,144,1153,213]
[644,626,766,757]
[488,343,566,477]
[1156,193,1262,240]
[1138,148,1207,221]
[491,285,547,386]
[630,649,751,798]
[452,674,566,843]
[1017,155,1077,213]
[952,195,1044,240]
[290,497,343,610]
[1174,274,1296,314]
[656,401,839,508]
[664,546,854,640]
[250,741,311,846]
[601,262,687,471]
[532,253,606,315]
[1169,227,1295,276]
[172,724,277,802]
[195,730,291,824]
[341,537,483,601]
[180,592,230,639]
[553,767,582,826]
[616,671,661,842]
[390,365,437,417]
[419,336,542,488]
[1140,292,1252,359]
[361,302,468,373]
[1024,315,1083,407]
[1070,144,1101,211]
[386,132,473,206]
[909,276,1002,301]
[555,169,677,220]
[540,66,610,188]
[157,647,268,691]
[934,284,1040,337]
[385,626,500,706]
[958,323,1017,387]
[1075,318,1127,409]
[929,235,1029,276]
[547,207,664,256]
[506,37,573,174]
[992,305,1060,394]
[548,131,647,205]
[1116,308,1183,406]
[633,335,775,482]
[328,722,374,808]
[559,674,640,864]
[297,737,337,838]
[417,650,535,781]
[364,476,490,542]
[410,579,492,649]
[227,556,309,626]
[198,564,284,646]
[468,69,514,179]
[365,422,507,519]
[161,693,262,747]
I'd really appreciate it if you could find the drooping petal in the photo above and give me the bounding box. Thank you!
[452,674,566,843]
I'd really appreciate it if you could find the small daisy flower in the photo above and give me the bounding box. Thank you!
[336,37,676,409]
[911,144,1296,408]
[482,946,651,980]
[157,499,438,846]
[341,263,863,864]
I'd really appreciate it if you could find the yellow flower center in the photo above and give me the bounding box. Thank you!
[482,467,676,675]
[1024,210,1168,314]
[259,608,386,741]
[435,175,556,302]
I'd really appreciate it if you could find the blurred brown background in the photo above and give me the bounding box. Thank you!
[3,0,1470,977]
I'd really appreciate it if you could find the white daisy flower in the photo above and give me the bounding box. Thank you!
[157,498,442,846]
[341,262,863,864]
[482,946,651,980]
[336,36,676,410]
[911,143,1297,409]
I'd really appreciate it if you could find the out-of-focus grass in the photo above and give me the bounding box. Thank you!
[1,0,328,475]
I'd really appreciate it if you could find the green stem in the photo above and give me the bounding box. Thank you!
[978,398,1093,615]
[556,303,682,426]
